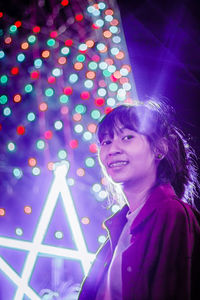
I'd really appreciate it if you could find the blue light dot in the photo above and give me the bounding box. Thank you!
[75,104,86,114]
[55,231,63,239]
[95,19,104,27]
[109,26,118,34]
[13,168,23,179]
[85,157,95,168]
[107,97,116,106]
[97,43,106,51]
[112,36,121,44]
[88,62,98,70]
[110,47,119,55]
[107,65,116,73]
[92,183,101,193]
[97,88,107,97]
[91,109,101,120]
[117,88,126,101]
[105,15,113,22]
[7,142,16,152]
[36,139,45,150]
[123,82,132,91]
[74,124,83,134]
[61,47,70,56]
[93,9,100,16]
[24,84,33,93]
[59,94,69,104]
[58,150,67,159]
[32,167,41,176]
[17,53,25,62]
[52,68,62,77]
[98,235,107,243]
[0,50,5,59]
[111,204,120,213]
[98,190,108,199]
[28,35,37,44]
[0,95,8,104]
[34,58,42,69]
[15,227,23,236]
[109,82,118,92]
[69,73,78,83]
[27,112,36,122]
[98,2,106,9]
[67,178,75,186]
[99,62,107,70]
[87,6,95,13]
[54,120,63,130]
[3,107,12,116]
[45,88,54,97]
[84,80,93,89]
[83,131,92,141]
[120,68,129,76]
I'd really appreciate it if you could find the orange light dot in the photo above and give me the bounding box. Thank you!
[0,208,5,216]
[99,45,108,53]
[102,222,106,230]
[47,162,54,171]
[74,62,83,71]
[113,70,121,79]
[105,9,114,15]
[85,40,94,48]
[28,157,37,167]
[116,51,125,60]
[13,94,22,103]
[86,71,96,79]
[5,37,12,44]
[110,19,119,26]
[87,123,97,133]
[39,102,48,111]
[93,4,99,9]
[103,30,112,38]
[76,168,85,177]
[21,42,29,50]
[81,217,90,225]
[42,50,50,58]
[73,113,82,122]
[58,56,67,65]
[24,206,32,214]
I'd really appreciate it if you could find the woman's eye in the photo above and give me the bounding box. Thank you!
[101,140,111,146]
[123,135,134,141]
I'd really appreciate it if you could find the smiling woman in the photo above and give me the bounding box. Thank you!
[78,99,200,300]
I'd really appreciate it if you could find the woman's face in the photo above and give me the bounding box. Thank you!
[99,124,157,188]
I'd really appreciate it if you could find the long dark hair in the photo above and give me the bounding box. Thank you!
[97,99,199,208]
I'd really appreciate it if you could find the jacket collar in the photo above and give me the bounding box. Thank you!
[104,183,177,249]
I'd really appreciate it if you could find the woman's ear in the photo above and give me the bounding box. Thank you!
[155,138,168,160]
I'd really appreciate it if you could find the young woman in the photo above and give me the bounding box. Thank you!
[78,99,200,300]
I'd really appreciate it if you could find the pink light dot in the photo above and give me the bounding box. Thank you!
[89,143,98,153]
[48,76,56,84]
[63,87,73,95]
[44,130,53,140]
[69,139,78,149]
[92,55,100,62]
[61,106,69,114]
[81,91,90,100]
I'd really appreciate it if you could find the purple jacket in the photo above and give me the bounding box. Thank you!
[78,184,200,300]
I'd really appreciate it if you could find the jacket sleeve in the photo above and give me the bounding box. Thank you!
[122,200,200,300]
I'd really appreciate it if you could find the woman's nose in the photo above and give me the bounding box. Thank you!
[108,141,122,156]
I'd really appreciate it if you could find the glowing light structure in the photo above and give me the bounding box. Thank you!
[0,161,95,299]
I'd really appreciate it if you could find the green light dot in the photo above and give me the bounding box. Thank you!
[105,15,113,22]
[77,54,85,62]
[0,95,8,104]
[75,104,86,114]
[36,139,45,150]
[61,47,70,56]
[69,73,78,84]
[98,2,106,9]
[58,150,67,159]
[98,235,107,243]
[59,94,69,104]
[112,36,121,44]
[107,97,116,106]
[109,26,118,34]
[34,58,42,69]
[109,82,118,92]
[97,43,105,51]
[9,25,17,33]
[0,29,3,37]
[88,61,98,70]
[7,142,16,152]
[32,167,40,176]
[45,88,54,97]
[85,157,95,168]
[28,35,36,44]
[3,107,12,116]
[47,38,56,47]
[54,120,63,130]
[0,50,5,59]
[13,168,23,179]
[95,19,104,27]
[98,88,107,97]
[24,84,33,93]
[0,75,8,85]
[110,47,119,55]
[55,231,63,239]
[17,53,25,62]
[15,227,23,236]
[107,65,116,73]
[103,70,111,77]
[27,112,36,122]
[91,109,101,120]
[84,80,93,89]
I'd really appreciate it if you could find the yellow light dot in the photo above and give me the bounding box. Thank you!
[116,51,125,60]
[0,208,5,216]
[81,217,90,225]
[73,113,82,122]
[103,30,112,39]
[41,50,50,58]
[24,206,32,214]
[39,102,48,111]
[21,42,29,50]
[76,168,85,177]
[13,94,22,103]
[85,40,94,48]
[74,62,83,71]
[58,56,67,65]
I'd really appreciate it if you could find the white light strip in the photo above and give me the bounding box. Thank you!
[0,258,41,300]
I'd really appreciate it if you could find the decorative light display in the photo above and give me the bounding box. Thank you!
[0,0,137,298]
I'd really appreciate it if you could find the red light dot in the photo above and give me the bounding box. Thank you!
[92,23,100,30]
[65,39,73,46]
[105,107,113,114]
[28,158,37,167]
[0,124,2,130]
[81,91,90,100]
[17,125,25,135]
[89,143,98,153]
[110,74,118,82]
[11,67,19,75]
[13,94,22,103]
[95,98,105,107]
[75,14,83,21]
[63,86,73,95]
[0,12,3,18]
[69,139,78,149]
[33,26,40,33]
[0,208,5,216]
[48,76,56,84]
[61,0,69,6]
[30,71,39,79]
[44,130,53,140]
[24,206,32,214]
[15,21,22,27]
[50,31,58,38]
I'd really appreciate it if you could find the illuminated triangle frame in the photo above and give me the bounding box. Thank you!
[0,160,95,299]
